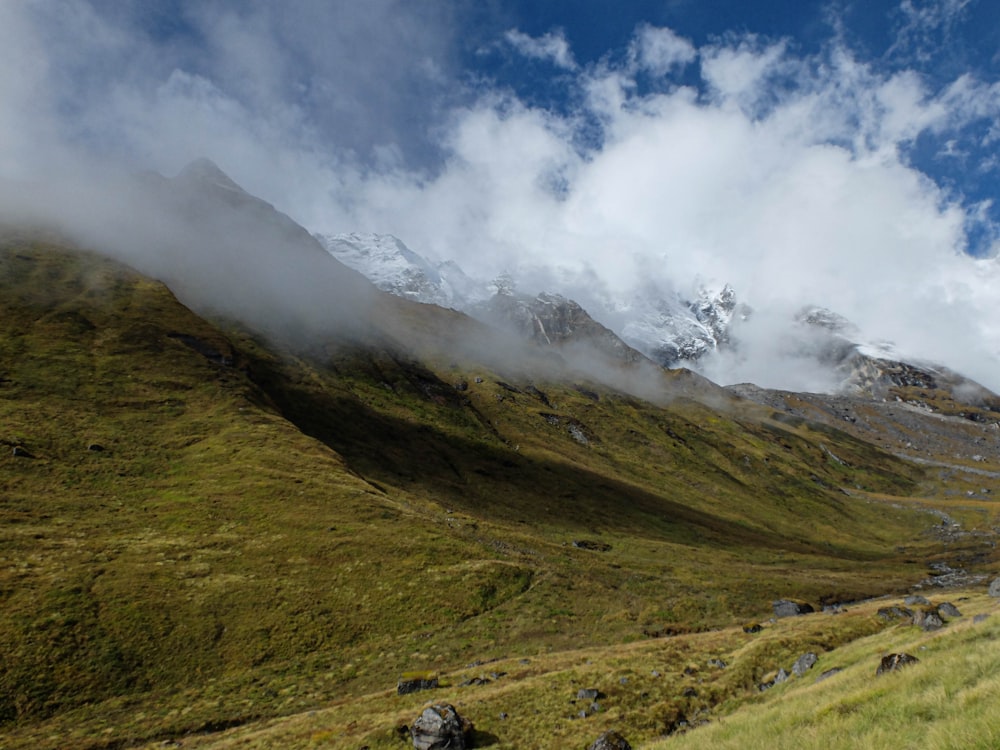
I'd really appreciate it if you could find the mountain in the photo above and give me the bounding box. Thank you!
[314,232,752,371]
[618,283,745,366]
[1,164,999,749]
[473,290,647,367]
[314,237,998,409]
[316,231,486,308]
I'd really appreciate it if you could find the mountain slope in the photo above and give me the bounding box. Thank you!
[2,163,999,749]
[1,232,996,749]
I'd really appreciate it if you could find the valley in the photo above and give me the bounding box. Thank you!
[1,166,999,749]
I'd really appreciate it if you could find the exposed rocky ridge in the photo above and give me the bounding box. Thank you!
[314,232,749,371]
[619,284,745,367]
[473,291,646,366]
[316,232,481,308]
[313,229,999,405]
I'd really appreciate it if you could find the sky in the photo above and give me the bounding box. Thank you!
[3,0,1000,392]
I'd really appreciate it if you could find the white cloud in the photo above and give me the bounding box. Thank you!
[4,3,1000,393]
[629,24,696,76]
[889,0,973,62]
[504,28,577,70]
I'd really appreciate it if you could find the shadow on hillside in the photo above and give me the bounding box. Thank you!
[245,346,884,559]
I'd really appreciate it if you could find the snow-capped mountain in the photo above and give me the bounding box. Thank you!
[315,232,754,372]
[315,232,485,308]
[619,284,745,367]
[311,230,997,402]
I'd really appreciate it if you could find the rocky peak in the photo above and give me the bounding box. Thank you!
[620,283,746,367]
[474,291,644,365]
[316,232,482,308]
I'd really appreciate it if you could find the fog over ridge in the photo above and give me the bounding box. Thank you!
[2,2,1000,392]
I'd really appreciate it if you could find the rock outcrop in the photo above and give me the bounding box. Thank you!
[588,730,632,750]
[411,704,474,750]
[876,653,920,676]
[773,599,814,618]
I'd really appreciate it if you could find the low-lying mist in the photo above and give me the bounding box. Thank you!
[0,161,379,348]
[0,162,698,405]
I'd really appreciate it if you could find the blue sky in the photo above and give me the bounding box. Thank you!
[4,1,1000,390]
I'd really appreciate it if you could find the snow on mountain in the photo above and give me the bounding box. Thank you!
[314,231,751,370]
[315,232,486,308]
[311,229,994,399]
[618,284,744,367]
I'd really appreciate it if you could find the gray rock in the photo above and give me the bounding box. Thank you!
[411,704,473,750]
[877,605,913,621]
[773,599,814,618]
[759,668,788,691]
[937,602,962,619]
[904,595,930,606]
[913,608,944,631]
[792,652,818,677]
[988,578,1000,598]
[11,446,33,458]
[577,688,603,701]
[398,675,439,695]
[876,653,920,676]
[973,613,990,624]
[588,730,632,750]
[707,658,727,669]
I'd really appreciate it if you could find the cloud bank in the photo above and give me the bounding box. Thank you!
[3,1,1000,392]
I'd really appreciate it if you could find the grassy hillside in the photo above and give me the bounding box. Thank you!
[115,592,1000,750]
[1,233,997,749]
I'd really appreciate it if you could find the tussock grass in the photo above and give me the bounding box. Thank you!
[112,593,1000,749]
[655,594,1000,750]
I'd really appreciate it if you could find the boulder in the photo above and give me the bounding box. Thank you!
[792,652,818,677]
[904,595,930,606]
[11,446,34,458]
[411,704,474,750]
[572,540,612,552]
[937,602,962,619]
[877,605,913,621]
[398,673,439,695]
[973,613,990,624]
[876,653,919,676]
[742,622,763,634]
[759,668,788,691]
[772,599,814,618]
[913,608,943,631]
[577,688,603,701]
[988,577,1000,598]
[588,730,632,750]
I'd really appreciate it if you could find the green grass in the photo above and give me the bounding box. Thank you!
[1,234,998,749]
[655,594,1000,750]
